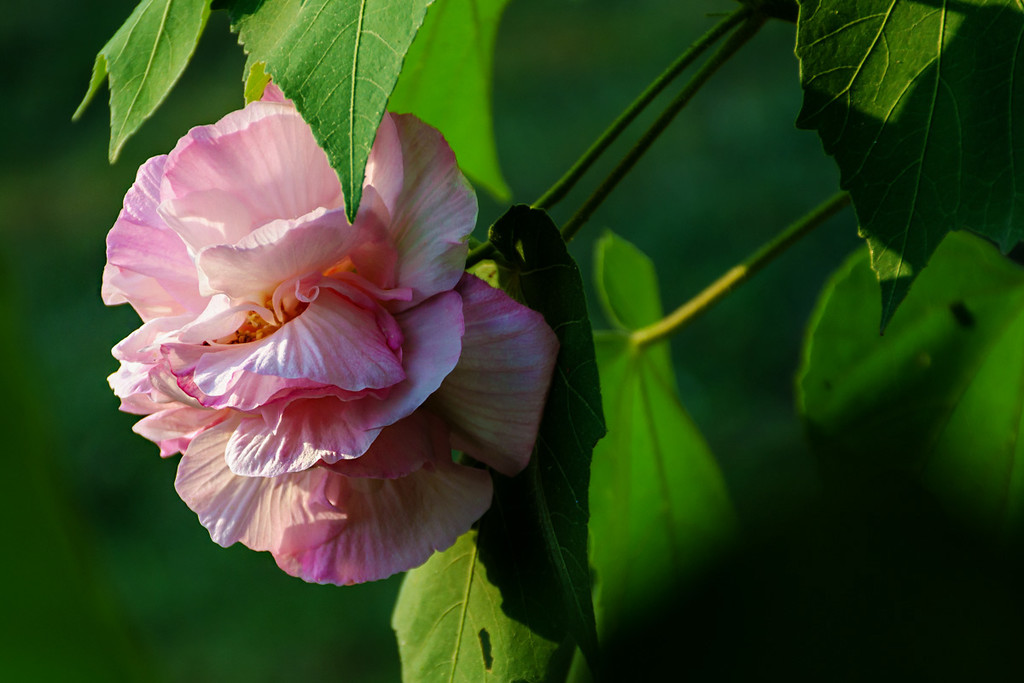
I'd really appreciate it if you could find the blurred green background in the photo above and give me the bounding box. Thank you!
[14,0,1008,680]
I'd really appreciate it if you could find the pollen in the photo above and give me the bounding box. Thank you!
[227,310,279,344]
[221,297,309,345]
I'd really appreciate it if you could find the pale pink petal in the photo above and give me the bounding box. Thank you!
[161,102,343,248]
[363,113,403,217]
[157,189,259,254]
[180,364,365,411]
[175,420,492,584]
[165,288,405,403]
[322,408,450,478]
[175,420,344,552]
[134,404,226,457]
[102,155,204,320]
[342,186,399,290]
[351,290,464,432]
[224,397,382,477]
[195,207,357,300]
[108,361,157,402]
[261,82,288,103]
[428,274,559,476]
[278,459,492,585]
[112,314,193,364]
[175,294,263,345]
[387,114,477,310]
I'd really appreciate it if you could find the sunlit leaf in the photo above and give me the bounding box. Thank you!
[489,205,604,671]
[796,0,1024,328]
[591,232,736,632]
[392,530,570,683]
[225,0,433,222]
[798,232,1024,537]
[389,0,511,200]
[74,0,212,161]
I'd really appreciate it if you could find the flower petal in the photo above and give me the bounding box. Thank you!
[195,207,359,300]
[176,420,492,585]
[350,289,464,433]
[280,458,492,585]
[166,287,405,404]
[364,113,403,217]
[134,404,225,457]
[387,114,477,309]
[102,155,204,320]
[224,396,383,477]
[161,101,343,250]
[428,274,559,476]
[175,420,343,552]
[321,408,450,478]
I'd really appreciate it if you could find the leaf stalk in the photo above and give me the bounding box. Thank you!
[559,12,766,244]
[532,5,754,211]
[630,191,851,349]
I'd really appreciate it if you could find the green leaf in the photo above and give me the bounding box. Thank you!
[488,205,605,672]
[798,231,1024,537]
[389,0,511,200]
[593,231,665,332]
[795,0,1024,329]
[226,0,433,222]
[74,0,212,161]
[242,61,271,104]
[591,232,736,632]
[393,530,571,682]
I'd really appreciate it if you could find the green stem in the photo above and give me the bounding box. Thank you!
[560,13,766,244]
[630,191,851,349]
[466,239,496,266]
[532,6,753,211]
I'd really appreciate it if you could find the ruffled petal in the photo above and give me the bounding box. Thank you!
[174,294,261,345]
[224,396,383,477]
[108,361,157,403]
[321,408,450,479]
[134,404,226,457]
[387,114,477,310]
[166,287,405,404]
[195,207,359,300]
[279,458,492,585]
[350,289,464,432]
[175,420,344,552]
[161,101,343,250]
[342,186,399,290]
[102,155,205,320]
[428,274,558,476]
[157,188,259,255]
[112,314,194,364]
[363,113,403,217]
[176,421,492,584]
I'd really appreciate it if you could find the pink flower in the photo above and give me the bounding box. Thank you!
[103,85,558,585]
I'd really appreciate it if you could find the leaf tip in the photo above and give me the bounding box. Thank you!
[72,53,109,123]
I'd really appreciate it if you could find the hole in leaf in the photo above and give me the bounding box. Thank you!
[478,628,493,671]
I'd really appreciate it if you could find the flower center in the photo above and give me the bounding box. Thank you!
[227,310,279,344]
[221,299,309,345]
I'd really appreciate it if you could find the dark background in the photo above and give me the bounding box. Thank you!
[8,0,971,679]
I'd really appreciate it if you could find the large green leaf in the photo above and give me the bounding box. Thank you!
[591,232,736,633]
[392,530,570,683]
[226,0,433,222]
[798,231,1024,537]
[488,205,605,671]
[389,0,511,200]
[74,0,212,160]
[796,0,1024,329]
